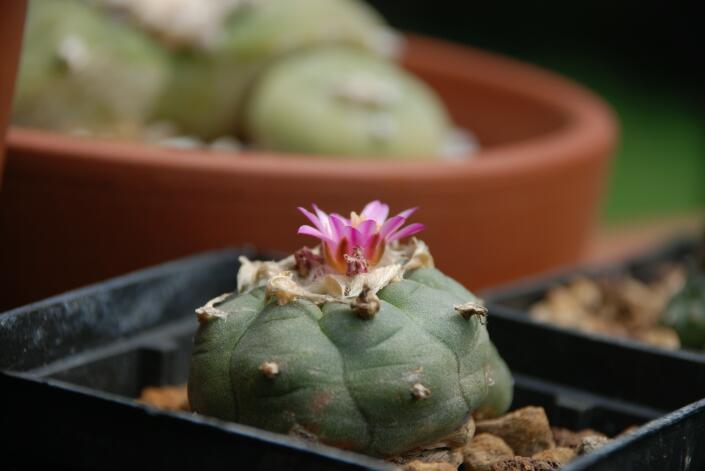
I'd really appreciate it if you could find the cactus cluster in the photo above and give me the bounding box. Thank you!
[152,0,402,140]
[14,0,458,158]
[188,202,513,457]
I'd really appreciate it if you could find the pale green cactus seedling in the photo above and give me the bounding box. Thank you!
[243,46,451,159]
[13,0,168,137]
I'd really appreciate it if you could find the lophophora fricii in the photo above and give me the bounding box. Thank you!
[188,201,513,457]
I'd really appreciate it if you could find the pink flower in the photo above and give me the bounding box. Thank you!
[297,200,425,274]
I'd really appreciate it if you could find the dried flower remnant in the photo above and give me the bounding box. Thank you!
[455,302,489,323]
[294,246,324,278]
[195,293,230,323]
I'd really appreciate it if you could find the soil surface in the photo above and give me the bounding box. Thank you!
[529,264,690,350]
[138,384,189,411]
[138,386,624,470]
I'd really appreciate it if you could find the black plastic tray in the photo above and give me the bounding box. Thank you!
[483,237,705,415]
[1,247,703,470]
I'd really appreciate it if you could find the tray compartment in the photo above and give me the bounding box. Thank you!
[2,245,703,470]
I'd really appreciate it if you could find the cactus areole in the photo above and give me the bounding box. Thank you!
[188,201,513,457]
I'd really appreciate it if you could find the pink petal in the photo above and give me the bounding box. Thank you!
[357,219,377,240]
[355,220,378,253]
[298,207,324,233]
[298,225,334,243]
[379,215,406,239]
[361,200,389,224]
[349,227,363,249]
[396,207,417,220]
[312,204,328,224]
[330,212,351,225]
[312,204,333,236]
[329,214,348,242]
[335,221,353,246]
[387,223,426,242]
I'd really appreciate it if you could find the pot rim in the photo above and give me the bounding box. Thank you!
[6,34,618,182]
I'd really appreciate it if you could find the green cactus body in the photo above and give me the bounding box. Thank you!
[243,46,450,159]
[189,267,512,457]
[13,0,168,137]
[153,0,396,138]
[661,272,705,350]
[151,51,256,140]
[218,0,395,60]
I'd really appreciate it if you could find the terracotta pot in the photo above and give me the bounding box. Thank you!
[0,35,617,310]
[0,1,27,185]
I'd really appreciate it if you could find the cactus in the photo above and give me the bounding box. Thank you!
[189,201,513,457]
[13,0,455,159]
[150,51,256,140]
[243,46,450,159]
[13,0,168,137]
[151,0,398,139]
[661,234,705,349]
[14,0,395,140]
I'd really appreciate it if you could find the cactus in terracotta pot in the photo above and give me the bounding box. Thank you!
[148,0,399,139]
[13,0,168,138]
[244,46,450,159]
[661,234,705,350]
[14,0,396,140]
[188,201,513,457]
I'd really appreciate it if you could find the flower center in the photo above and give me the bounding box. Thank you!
[344,247,369,276]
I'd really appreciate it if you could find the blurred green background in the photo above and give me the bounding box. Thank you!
[368,1,705,224]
